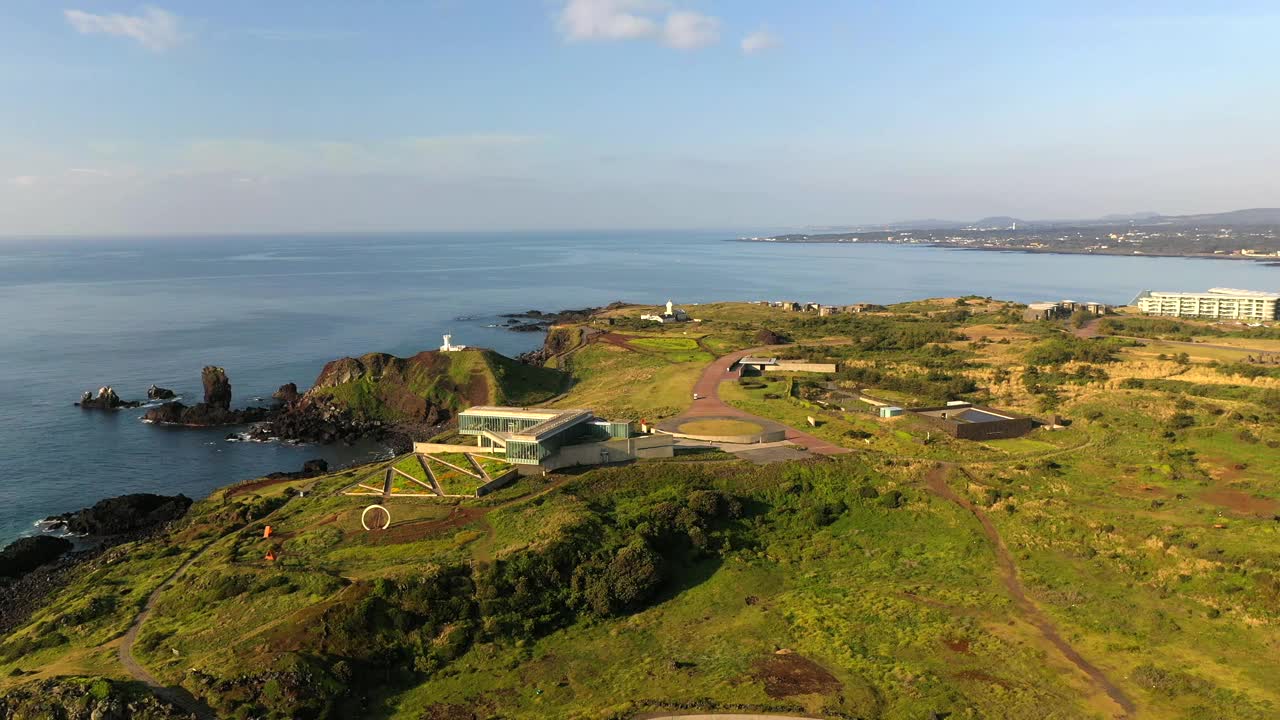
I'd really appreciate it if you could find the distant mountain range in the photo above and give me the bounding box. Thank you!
[801,208,1280,233]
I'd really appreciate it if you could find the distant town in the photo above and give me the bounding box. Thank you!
[736,207,1280,260]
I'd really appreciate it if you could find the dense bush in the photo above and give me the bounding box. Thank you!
[837,365,976,404]
[1024,336,1122,365]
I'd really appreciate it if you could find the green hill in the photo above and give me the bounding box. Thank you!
[304,348,564,424]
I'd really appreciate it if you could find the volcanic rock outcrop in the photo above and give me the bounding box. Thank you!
[272,383,300,403]
[42,493,192,537]
[146,384,176,400]
[143,366,270,427]
[76,386,141,410]
[202,366,232,410]
[0,536,73,580]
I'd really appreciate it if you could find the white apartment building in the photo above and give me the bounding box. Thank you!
[1134,288,1280,321]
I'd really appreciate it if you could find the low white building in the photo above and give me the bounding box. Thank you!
[641,299,690,323]
[1134,288,1280,321]
[440,334,467,352]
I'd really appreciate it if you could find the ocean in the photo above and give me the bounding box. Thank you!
[2,231,1277,543]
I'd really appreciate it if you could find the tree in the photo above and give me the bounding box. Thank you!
[589,542,664,616]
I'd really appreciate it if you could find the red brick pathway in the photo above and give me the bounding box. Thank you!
[677,347,850,456]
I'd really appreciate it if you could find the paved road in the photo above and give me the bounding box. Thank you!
[677,346,849,456]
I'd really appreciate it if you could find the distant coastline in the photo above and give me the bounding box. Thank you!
[729,237,1280,263]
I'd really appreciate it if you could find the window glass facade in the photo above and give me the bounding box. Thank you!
[458,408,627,465]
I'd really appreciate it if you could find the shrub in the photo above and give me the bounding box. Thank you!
[878,490,905,509]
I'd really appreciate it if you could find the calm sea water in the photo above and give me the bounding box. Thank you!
[1,231,1277,543]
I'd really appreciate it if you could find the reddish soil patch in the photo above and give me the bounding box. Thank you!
[752,653,842,698]
[365,506,487,545]
[597,332,646,353]
[943,637,973,654]
[465,369,491,406]
[273,513,340,540]
[224,475,297,498]
[419,704,480,720]
[956,669,1012,689]
[1073,318,1103,339]
[1200,487,1280,518]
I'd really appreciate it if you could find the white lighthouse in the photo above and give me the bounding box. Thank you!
[440,334,467,352]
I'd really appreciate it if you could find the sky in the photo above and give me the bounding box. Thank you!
[1,0,1279,235]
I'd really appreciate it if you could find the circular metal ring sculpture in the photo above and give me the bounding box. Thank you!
[361,504,391,531]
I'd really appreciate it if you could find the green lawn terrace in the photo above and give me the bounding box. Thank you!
[340,451,518,499]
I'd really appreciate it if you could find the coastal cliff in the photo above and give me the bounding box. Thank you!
[267,348,565,444]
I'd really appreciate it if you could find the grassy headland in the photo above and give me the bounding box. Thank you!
[3,298,1279,719]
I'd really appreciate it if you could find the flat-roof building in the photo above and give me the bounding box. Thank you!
[1134,288,1280,321]
[1023,300,1111,322]
[908,402,1034,440]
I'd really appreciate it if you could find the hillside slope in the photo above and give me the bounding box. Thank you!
[304,348,565,424]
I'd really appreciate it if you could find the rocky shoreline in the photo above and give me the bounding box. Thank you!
[0,493,194,634]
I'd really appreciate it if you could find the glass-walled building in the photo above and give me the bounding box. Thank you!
[458,406,633,466]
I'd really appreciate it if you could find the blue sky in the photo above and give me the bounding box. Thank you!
[1,1,1278,235]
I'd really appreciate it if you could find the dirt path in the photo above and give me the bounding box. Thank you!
[116,544,219,720]
[923,464,1135,718]
[1073,319,1279,356]
[1073,318,1103,339]
[116,493,308,720]
[674,346,849,456]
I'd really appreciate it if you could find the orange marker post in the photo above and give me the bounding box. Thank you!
[263,525,272,539]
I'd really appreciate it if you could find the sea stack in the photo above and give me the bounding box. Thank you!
[202,366,232,410]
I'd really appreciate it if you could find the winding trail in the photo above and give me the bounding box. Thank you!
[924,464,1135,718]
[116,493,307,720]
[116,544,219,720]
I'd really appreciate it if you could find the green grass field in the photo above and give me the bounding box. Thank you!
[6,299,1280,719]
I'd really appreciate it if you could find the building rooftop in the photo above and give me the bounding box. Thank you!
[1141,288,1280,299]
[914,404,1018,423]
[1208,288,1280,298]
[459,406,595,441]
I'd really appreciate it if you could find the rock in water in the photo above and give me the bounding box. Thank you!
[302,458,329,474]
[146,384,176,400]
[75,386,141,410]
[202,366,232,410]
[141,402,187,424]
[142,367,270,427]
[44,494,192,537]
[0,536,73,579]
[272,382,300,404]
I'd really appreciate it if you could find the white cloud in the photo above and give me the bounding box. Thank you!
[663,11,719,49]
[8,176,38,187]
[68,167,112,177]
[63,6,183,51]
[558,0,720,49]
[741,28,780,54]
[558,0,660,41]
